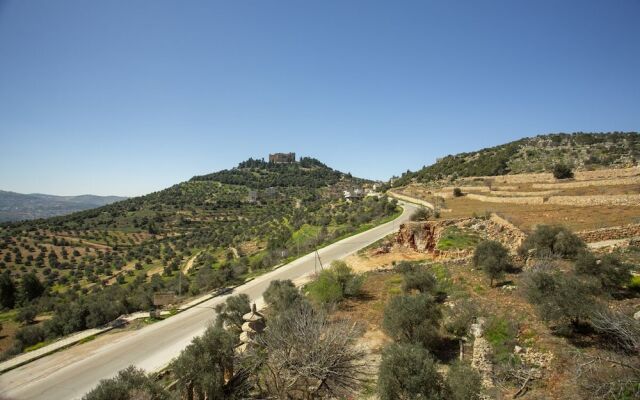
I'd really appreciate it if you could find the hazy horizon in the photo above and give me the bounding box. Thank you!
[1,0,639,196]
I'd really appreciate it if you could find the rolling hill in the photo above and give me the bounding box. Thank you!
[0,156,397,358]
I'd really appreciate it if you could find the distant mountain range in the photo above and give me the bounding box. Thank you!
[0,190,127,222]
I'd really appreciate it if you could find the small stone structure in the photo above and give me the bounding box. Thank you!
[269,152,296,163]
[238,304,265,352]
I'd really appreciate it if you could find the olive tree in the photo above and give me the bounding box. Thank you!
[473,240,510,287]
[382,293,442,350]
[378,342,446,400]
[252,301,366,399]
[518,225,585,259]
[263,279,305,314]
[82,366,169,400]
[214,294,251,337]
[171,326,237,400]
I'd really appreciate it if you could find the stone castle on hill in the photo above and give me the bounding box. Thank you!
[269,152,296,163]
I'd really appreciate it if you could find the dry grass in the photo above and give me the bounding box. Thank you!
[441,196,640,232]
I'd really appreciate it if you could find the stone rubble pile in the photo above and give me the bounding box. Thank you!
[470,317,494,389]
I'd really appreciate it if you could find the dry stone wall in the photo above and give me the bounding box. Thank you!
[387,191,435,209]
[466,193,546,205]
[532,175,640,189]
[577,224,640,242]
[489,189,559,197]
[547,194,640,206]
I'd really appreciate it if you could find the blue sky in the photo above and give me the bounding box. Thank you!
[1,0,638,196]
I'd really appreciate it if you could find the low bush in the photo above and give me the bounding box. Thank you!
[306,261,363,304]
[82,366,169,400]
[553,163,574,179]
[452,187,463,197]
[382,293,442,350]
[378,342,446,400]
[445,361,483,400]
[575,252,632,294]
[473,240,510,287]
[402,268,437,295]
[409,207,432,221]
[518,225,585,259]
[263,280,305,314]
[522,267,600,331]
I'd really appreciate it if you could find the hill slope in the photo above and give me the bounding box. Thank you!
[0,191,127,222]
[0,157,396,357]
[393,132,639,186]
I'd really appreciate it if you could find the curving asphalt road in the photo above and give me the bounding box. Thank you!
[0,201,417,400]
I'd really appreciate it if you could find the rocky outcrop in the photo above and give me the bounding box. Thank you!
[396,221,444,252]
[396,214,526,256]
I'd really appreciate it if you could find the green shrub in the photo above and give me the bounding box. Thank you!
[394,261,421,274]
[453,187,463,197]
[83,366,169,400]
[473,240,510,287]
[402,269,437,295]
[410,207,432,221]
[14,324,45,348]
[445,361,482,400]
[263,280,305,314]
[306,261,362,304]
[575,252,632,293]
[630,275,640,292]
[214,294,251,337]
[15,305,38,325]
[518,225,585,259]
[170,326,236,400]
[445,298,479,338]
[553,163,574,179]
[522,267,600,330]
[378,343,446,400]
[382,293,442,350]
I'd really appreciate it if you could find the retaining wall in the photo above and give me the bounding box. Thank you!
[466,193,546,205]
[532,175,640,189]
[546,194,640,207]
[577,224,640,242]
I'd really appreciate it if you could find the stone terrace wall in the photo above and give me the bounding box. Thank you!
[476,167,639,185]
[387,191,435,209]
[466,193,546,205]
[577,224,640,242]
[489,213,526,251]
[532,175,640,189]
[547,194,640,207]
[489,189,559,197]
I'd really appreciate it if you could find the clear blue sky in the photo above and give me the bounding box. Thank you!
[1,0,638,196]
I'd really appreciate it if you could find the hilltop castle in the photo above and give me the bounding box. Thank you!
[269,152,296,163]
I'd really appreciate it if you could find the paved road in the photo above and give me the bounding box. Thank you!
[0,201,417,400]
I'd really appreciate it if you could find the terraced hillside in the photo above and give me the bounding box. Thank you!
[0,158,397,358]
[393,132,639,186]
